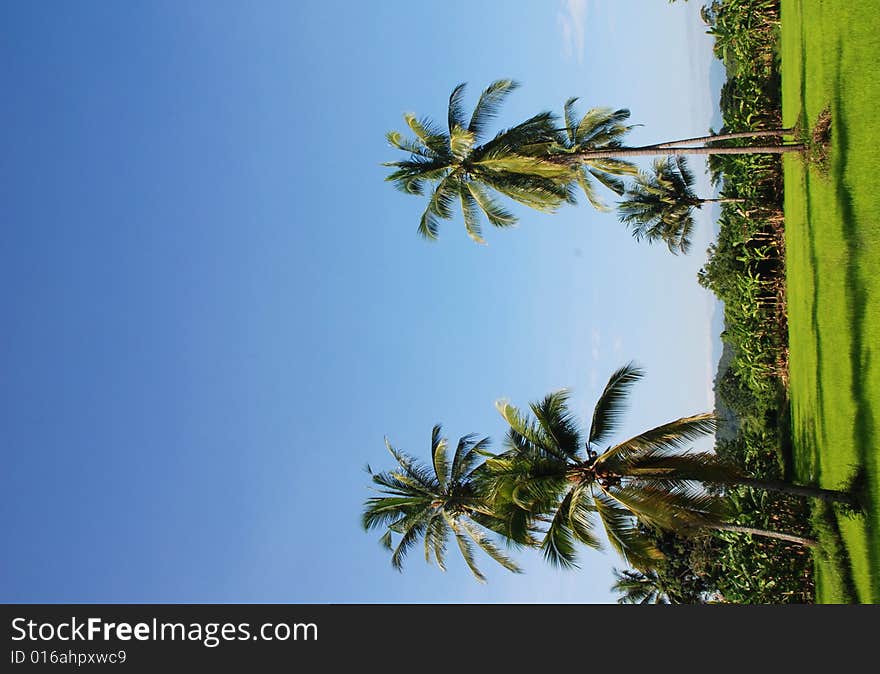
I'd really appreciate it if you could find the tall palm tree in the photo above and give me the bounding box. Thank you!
[486,363,850,570]
[383,81,784,242]
[384,79,576,243]
[362,425,523,582]
[617,156,743,254]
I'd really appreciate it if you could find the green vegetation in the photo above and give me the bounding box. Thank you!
[670,0,879,603]
[641,0,819,603]
[781,0,880,603]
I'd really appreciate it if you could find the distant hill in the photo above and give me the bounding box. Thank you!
[713,339,741,442]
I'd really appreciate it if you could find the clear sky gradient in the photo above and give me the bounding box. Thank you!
[1,0,721,603]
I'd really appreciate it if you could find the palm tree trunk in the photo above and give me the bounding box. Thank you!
[626,467,857,507]
[711,523,818,548]
[554,144,805,163]
[732,477,859,507]
[648,128,795,149]
[699,197,746,204]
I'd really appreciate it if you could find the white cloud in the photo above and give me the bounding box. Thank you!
[557,0,588,63]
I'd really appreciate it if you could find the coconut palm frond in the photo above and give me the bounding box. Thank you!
[366,468,427,497]
[418,174,460,240]
[386,130,437,158]
[449,124,476,160]
[390,515,430,571]
[597,414,718,470]
[362,495,427,531]
[573,107,633,147]
[474,497,540,547]
[671,212,696,255]
[588,361,645,446]
[384,157,449,195]
[462,436,496,480]
[472,150,572,179]
[495,399,553,456]
[447,82,468,134]
[575,169,610,211]
[383,438,439,491]
[588,168,628,196]
[459,183,485,244]
[449,433,480,483]
[465,181,517,229]
[529,389,582,459]
[670,155,696,193]
[594,492,665,569]
[442,510,486,582]
[568,483,603,550]
[602,481,725,532]
[404,113,450,157]
[624,449,738,483]
[430,424,450,490]
[587,158,639,178]
[509,473,567,513]
[563,97,580,143]
[540,490,579,568]
[478,111,563,158]
[460,519,523,574]
[468,79,520,139]
[474,170,572,213]
[423,512,445,567]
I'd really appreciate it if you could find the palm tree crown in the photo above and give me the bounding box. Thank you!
[486,362,727,570]
[617,156,700,254]
[611,568,678,604]
[362,425,522,582]
[384,79,574,243]
[555,98,640,211]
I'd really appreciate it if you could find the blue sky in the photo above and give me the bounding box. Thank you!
[1,0,721,603]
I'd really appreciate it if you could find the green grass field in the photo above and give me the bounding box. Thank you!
[781,0,880,603]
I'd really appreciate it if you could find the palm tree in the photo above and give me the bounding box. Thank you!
[384,80,797,243]
[384,79,576,243]
[362,424,523,582]
[618,156,744,254]
[553,99,640,211]
[611,568,678,604]
[486,363,851,570]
